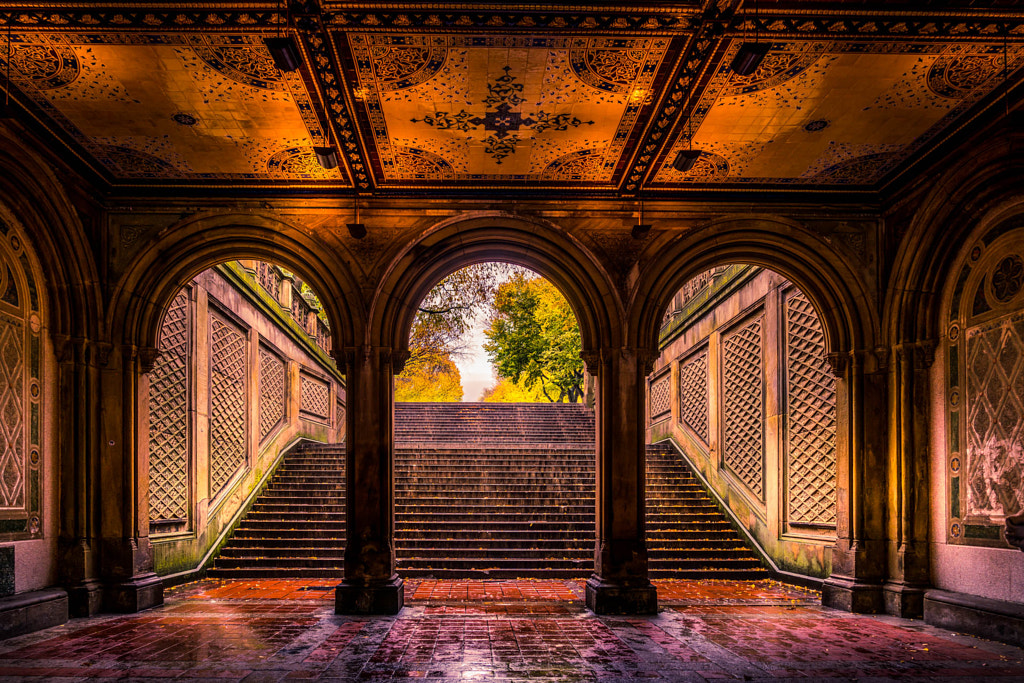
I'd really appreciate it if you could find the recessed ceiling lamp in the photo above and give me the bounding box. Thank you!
[730,0,769,77]
[314,146,338,169]
[347,196,366,239]
[266,0,301,72]
[632,201,652,239]
[672,112,701,173]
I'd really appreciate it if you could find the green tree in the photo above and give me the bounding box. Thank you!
[397,263,516,401]
[483,274,584,403]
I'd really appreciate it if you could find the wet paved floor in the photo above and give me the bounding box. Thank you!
[2,578,1023,681]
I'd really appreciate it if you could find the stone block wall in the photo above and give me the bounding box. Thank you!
[146,262,345,577]
[649,266,837,578]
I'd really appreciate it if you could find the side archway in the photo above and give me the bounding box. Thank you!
[110,211,362,353]
[629,215,876,357]
[628,214,885,614]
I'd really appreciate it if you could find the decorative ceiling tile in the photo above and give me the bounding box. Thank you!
[2,32,347,184]
[654,39,1024,187]
[344,33,674,185]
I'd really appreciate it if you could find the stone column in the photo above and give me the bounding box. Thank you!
[97,343,163,612]
[883,341,933,618]
[584,347,658,614]
[335,346,403,614]
[822,349,888,613]
[55,336,102,617]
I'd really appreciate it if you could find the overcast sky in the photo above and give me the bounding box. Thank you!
[454,309,495,402]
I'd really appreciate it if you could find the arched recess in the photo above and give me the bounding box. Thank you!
[0,127,102,606]
[374,211,622,362]
[630,215,875,357]
[109,211,361,352]
[892,134,1024,610]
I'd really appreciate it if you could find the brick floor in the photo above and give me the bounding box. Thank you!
[0,579,1022,681]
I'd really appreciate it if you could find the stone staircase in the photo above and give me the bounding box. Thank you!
[646,443,767,579]
[208,403,767,579]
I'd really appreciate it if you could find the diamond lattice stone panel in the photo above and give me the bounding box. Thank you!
[966,311,1024,521]
[148,290,189,522]
[209,311,246,498]
[785,290,837,527]
[680,349,709,443]
[723,315,764,499]
[0,313,23,509]
[300,373,330,421]
[649,374,671,419]
[259,345,285,442]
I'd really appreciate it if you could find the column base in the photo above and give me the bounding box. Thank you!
[884,580,927,618]
[822,575,884,613]
[104,572,164,613]
[67,578,103,617]
[335,575,404,615]
[585,576,657,615]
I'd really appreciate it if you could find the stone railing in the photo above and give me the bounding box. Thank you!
[238,260,333,359]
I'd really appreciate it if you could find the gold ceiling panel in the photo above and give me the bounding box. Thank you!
[654,40,1024,187]
[345,34,672,185]
[4,33,346,184]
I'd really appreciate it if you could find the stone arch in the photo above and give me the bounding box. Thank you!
[373,211,623,363]
[629,215,877,358]
[109,211,362,353]
[885,130,1024,346]
[0,128,99,341]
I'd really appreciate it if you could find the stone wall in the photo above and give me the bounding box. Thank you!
[146,262,344,577]
[649,266,837,578]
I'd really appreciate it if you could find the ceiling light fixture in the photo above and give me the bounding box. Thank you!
[730,0,768,77]
[347,196,366,239]
[632,200,652,239]
[314,146,338,169]
[266,0,301,72]
[672,111,701,173]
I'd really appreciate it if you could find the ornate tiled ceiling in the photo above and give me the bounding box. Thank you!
[1,2,1023,196]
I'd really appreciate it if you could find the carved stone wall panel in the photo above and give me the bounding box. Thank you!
[258,344,286,443]
[299,372,330,422]
[723,315,765,499]
[148,289,190,524]
[965,312,1024,522]
[948,229,1024,545]
[209,309,247,499]
[679,347,709,443]
[0,217,43,539]
[649,373,671,420]
[784,290,837,527]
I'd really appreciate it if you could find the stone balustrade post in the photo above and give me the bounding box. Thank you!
[335,345,403,614]
[583,346,658,614]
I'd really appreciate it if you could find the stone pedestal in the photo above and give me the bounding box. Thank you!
[104,572,164,613]
[335,576,404,615]
[585,576,657,615]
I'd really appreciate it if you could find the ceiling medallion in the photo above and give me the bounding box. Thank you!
[172,113,198,126]
[804,119,829,132]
